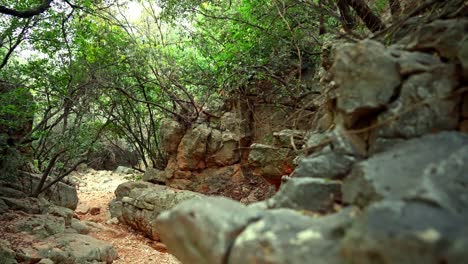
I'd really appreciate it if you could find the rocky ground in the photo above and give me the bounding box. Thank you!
[73,169,180,264]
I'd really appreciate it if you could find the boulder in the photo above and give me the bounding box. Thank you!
[229,208,356,264]
[220,112,240,133]
[114,166,135,175]
[0,198,8,214]
[373,64,459,140]
[9,214,66,239]
[248,144,294,183]
[0,197,40,214]
[155,197,264,264]
[177,124,211,170]
[342,200,468,264]
[0,240,17,264]
[142,167,170,184]
[293,148,356,180]
[160,119,185,154]
[156,197,357,264]
[267,177,341,213]
[332,40,401,126]
[343,132,468,211]
[111,181,204,240]
[273,129,306,149]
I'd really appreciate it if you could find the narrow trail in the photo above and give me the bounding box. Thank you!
[74,169,180,264]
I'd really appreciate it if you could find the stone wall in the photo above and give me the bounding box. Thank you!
[153,14,468,264]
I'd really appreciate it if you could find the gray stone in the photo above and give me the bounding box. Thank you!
[0,197,40,214]
[0,198,8,214]
[343,132,468,212]
[114,166,135,175]
[268,177,341,213]
[177,124,211,170]
[0,240,18,264]
[38,259,54,264]
[10,214,66,239]
[229,208,357,264]
[114,181,204,240]
[70,218,90,234]
[142,167,168,183]
[43,233,118,263]
[459,37,468,79]
[160,119,185,154]
[220,112,240,133]
[293,147,356,180]
[332,40,401,124]
[273,129,306,149]
[155,197,264,264]
[400,18,468,60]
[0,186,27,198]
[342,200,468,264]
[214,132,240,166]
[388,48,443,76]
[248,144,294,180]
[374,64,459,139]
[114,181,153,200]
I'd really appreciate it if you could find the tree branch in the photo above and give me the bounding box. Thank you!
[0,0,53,18]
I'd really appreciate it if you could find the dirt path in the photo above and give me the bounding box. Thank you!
[74,169,180,264]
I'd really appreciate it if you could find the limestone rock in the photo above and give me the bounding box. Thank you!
[0,240,17,264]
[273,129,306,149]
[267,177,341,213]
[70,218,90,234]
[342,200,468,264]
[248,144,294,183]
[0,197,40,214]
[112,181,204,240]
[155,197,264,264]
[142,167,170,184]
[114,166,135,175]
[160,119,185,154]
[373,64,459,139]
[343,132,468,211]
[229,208,356,264]
[332,40,401,125]
[177,124,211,170]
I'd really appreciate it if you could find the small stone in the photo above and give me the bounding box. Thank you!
[89,207,100,215]
[151,242,167,252]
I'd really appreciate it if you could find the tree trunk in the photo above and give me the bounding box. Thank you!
[389,0,401,20]
[347,0,386,32]
[337,0,356,31]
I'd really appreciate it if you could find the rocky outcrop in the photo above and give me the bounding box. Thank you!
[0,180,118,263]
[109,181,204,240]
[156,197,357,264]
[148,15,468,264]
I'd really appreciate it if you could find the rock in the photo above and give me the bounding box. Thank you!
[114,181,153,200]
[0,198,9,214]
[332,40,401,125]
[42,233,118,263]
[156,197,357,264]
[220,112,240,133]
[459,37,468,79]
[13,172,79,210]
[388,49,443,76]
[177,124,211,170]
[229,208,356,264]
[460,120,468,133]
[89,207,101,215]
[343,132,468,211]
[248,144,294,183]
[0,186,27,198]
[75,204,90,215]
[10,214,66,239]
[462,93,468,118]
[142,167,169,184]
[106,217,119,225]
[0,197,40,214]
[296,148,356,181]
[400,18,468,60]
[273,129,306,149]
[155,197,264,264]
[38,259,54,264]
[160,119,185,154]
[114,166,135,174]
[108,199,123,219]
[70,218,90,234]
[113,182,204,240]
[0,240,18,264]
[342,200,468,264]
[151,242,168,252]
[214,132,240,166]
[267,177,341,213]
[43,205,74,226]
[373,64,459,139]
